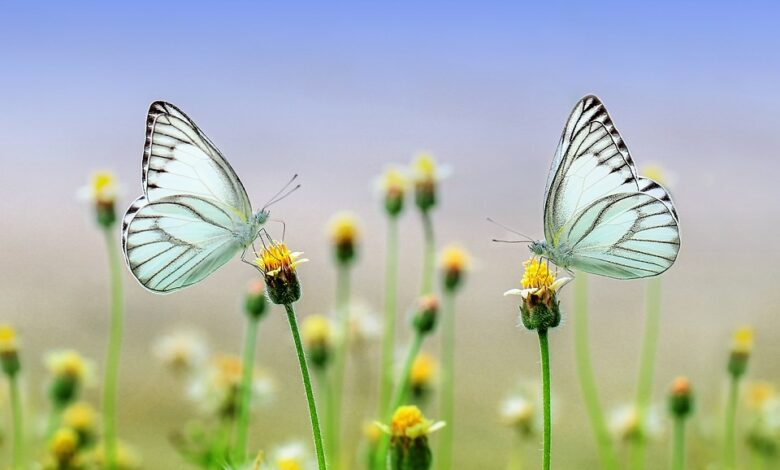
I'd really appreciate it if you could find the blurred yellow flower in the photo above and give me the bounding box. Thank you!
[411,153,445,184]
[45,349,95,384]
[504,257,570,301]
[746,382,777,411]
[641,163,674,188]
[0,324,18,353]
[302,314,332,347]
[328,212,360,246]
[500,395,537,435]
[410,352,437,390]
[265,442,310,470]
[89,440,142,469]
[63,401,98,434]
[387,405,445,439]
[50,427,79,462]
[609,403,662,443]
[363,421,383,445]
[440,244,470,274]
[80,170,120,204]
[377,166,408,197]
[731,326,754,355]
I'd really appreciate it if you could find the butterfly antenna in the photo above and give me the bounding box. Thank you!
[491,238,527,244]
[264,183,301,208]
[262,174,299,209]
[486,217,534,243]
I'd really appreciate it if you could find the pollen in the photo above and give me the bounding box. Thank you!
[255,242,307,277]
[521,258,555,290]
[391,405,426,436]
[0,325,18,353]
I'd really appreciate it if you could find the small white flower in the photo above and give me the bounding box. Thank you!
[153,330,209,374]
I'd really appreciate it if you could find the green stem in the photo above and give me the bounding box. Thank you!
[316,368,337,469]
[378,216,399,421]
[672,417,686,470]
[284,303,328,470]
[538,329,552,470]
[420,210,435,296]
[234,315,260,461]
[374,331,425,470]
[102,227,124,470]
[9,374,24,470]
[46,403,64,440]
[573,275,618,470]
[724,374,740,469]
[630,277,662,470]
[330,264,351,467]
[437,291,457,470]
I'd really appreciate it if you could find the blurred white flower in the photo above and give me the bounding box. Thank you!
[609,403,662,443]
[188,355,276,417]
[153,330,209,374]
[262,441,314,470]
[499,381,545,438]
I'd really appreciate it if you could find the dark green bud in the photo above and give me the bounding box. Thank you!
[244,284,268,320]
[519,291,561,332]
[391,436,433,470]
[413,296,438,335]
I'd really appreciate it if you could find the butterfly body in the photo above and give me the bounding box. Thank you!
[534,95,680,280]
[122,102,273,294]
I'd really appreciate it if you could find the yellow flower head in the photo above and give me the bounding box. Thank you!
[0,325,18,354]
[388,405,445,439]
[410,352,437,388]
[256,242,308,277]
[411,153,438,183]
[328,212,360,247]
[521,258,554,290]
[379,166,408,197]
[440,244,470,274]
[50,427,79,462]
[302,314,332,347]
[46,349,94,383]
[86,170,120,204]
[211,354,244,388]
[63,401,98,433]
[277,458,303,470]
[363,421,383,445]
[641,163,672,188]
[731,326,754,355]
[746,382,777,410]
[89,440,142,469]
[269,442,308,470]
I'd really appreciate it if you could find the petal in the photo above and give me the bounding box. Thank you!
[550,277,572,292]
[503,289,523,297]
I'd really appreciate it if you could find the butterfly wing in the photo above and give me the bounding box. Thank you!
[543,96,680,278]
[560,192,679,279]
[122,195,245,293]
[143,101,252,219]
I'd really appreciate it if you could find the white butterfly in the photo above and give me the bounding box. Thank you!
[122,102,290,293]
[529,95,680,279]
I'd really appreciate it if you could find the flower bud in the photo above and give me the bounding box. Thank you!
[302,314,333,370]
[382,405,444,470]
[245,279,269,320]
[439,244,469,293]
[413,296,439,335]
[328,212,359,266]
[411,153,444,214]
[378,167,407,218]
[668,377,694,419]
[728,327,753,378]
[255,242,308,305]
[0,325,21,378]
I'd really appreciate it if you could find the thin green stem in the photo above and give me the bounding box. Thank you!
[573,275,618,470]
[437,291,457,470]
[420,210,435,296]
[9,374,24,470]
[102,227,124,470]
[45,403,64,439]
[316,368,337,468]
[672,417,686,470]
[538,329,552,470]
[234,315,260,461]
[330,264,351,467]
[284,303,328,470]
[724,374,740,469]
[630,277,663,470]
[378,216,399,421]
[374,331,425,470]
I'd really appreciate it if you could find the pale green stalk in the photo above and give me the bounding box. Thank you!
[374,331,425,470]
[573,274,618,470]
[724,375,739,469]
[378,216,399,422]
[420,211,435,296]
[538,330,552,470]
[437,290,456,470]
[45,403,64,439]
[316,368,337,468]
[9,374,24,470]
[330,264,351,467]
[102,227,124,470]
[672,416,686,470]
[285,303,328,470]
[630,277,663,469]
[234,314,260,461]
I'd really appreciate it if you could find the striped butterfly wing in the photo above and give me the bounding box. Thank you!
[143,101,252,219]
[543,95,680,279]
[122,195,245,293]
[560,191,679,279]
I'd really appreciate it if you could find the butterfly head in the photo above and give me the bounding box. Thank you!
[529,240,547,257]
[254,209,270,226]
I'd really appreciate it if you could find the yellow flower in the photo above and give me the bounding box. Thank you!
[302,314,332,347]
[378,166,408,196]
[505,257,570,299]
[255,241,308,305]
[641,163,673,188]
[80,170,120,204]
[387,405,445,439]
[363,421,383,445]
[746,382,777,411]
[0,325,18,354]
[63,401,98,434]
[410,352,437,390]
[45,350,94,383]
[50,427,79,462]
[440,244,470,291]
[328,212,360,246]
[731,326,754,355]
[670,376,692,398]
[609,404,662,443]
[411,153,444,184]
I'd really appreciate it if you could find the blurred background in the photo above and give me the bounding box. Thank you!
[1,1,779,467]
